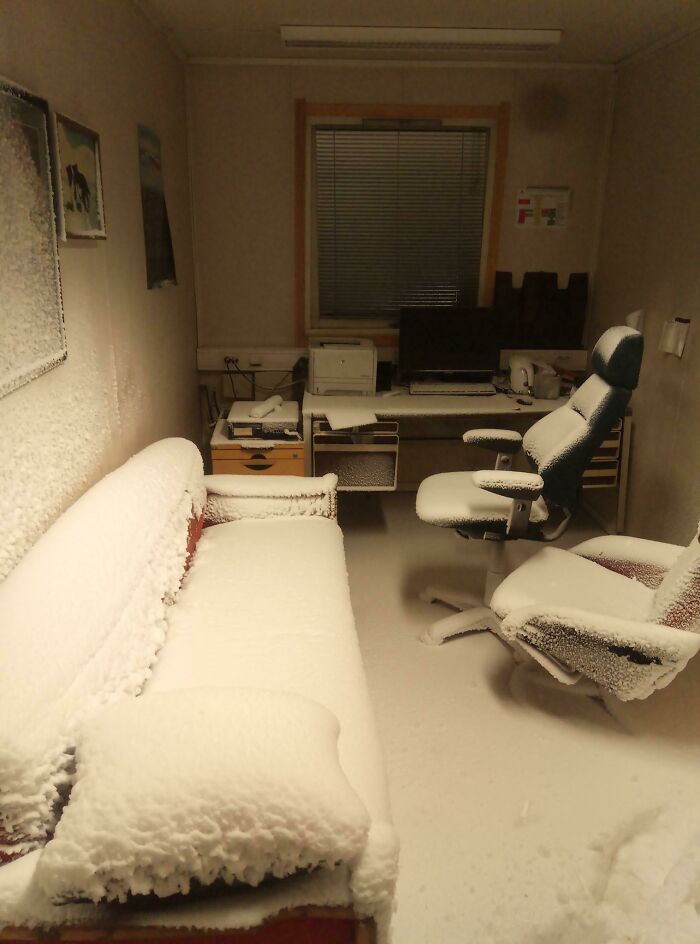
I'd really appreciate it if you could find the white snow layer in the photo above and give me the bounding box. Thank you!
[146,516,399,931]
[416,471,549,527]
[501,605,700,700]
[472,469,543,499]
[531,805,700,944]
[35,689,370,904]
[0,438,205,851]
[204,473,338,522]
[462,428,523,445]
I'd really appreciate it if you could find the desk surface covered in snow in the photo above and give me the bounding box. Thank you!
[303,390,567,418]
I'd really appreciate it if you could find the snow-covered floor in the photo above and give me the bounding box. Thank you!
[340,493,700,944]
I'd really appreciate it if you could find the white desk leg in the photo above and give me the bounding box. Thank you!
[303,412,313,476]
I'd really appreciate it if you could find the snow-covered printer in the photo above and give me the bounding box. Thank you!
[308,338,377,396]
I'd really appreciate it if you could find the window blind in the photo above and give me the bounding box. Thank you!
[313,126,490,323]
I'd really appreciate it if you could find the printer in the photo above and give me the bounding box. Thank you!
[308,338,377,396]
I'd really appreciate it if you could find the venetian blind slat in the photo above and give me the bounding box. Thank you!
[314,127,489,321]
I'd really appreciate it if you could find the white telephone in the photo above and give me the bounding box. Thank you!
[509,355,535,394]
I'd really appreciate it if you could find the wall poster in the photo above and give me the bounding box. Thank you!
[137,124,177,289]
[516,187,570,227]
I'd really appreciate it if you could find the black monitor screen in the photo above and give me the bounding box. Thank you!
[399,308,500,380]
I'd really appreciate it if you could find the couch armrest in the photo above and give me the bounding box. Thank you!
[204,473,338,524]
[462,428,523,454]
[472,469,543,501]
[501,605,700,700]
[570,535,684,589]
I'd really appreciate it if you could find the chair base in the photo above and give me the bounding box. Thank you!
[419,591,501,646]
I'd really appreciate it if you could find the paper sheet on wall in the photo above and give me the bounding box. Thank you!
[516,187,570,227]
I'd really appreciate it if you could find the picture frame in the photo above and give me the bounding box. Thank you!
[53,113,106,240]
[0,78,66,398]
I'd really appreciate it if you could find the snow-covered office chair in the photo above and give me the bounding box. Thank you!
[490,524,700,700]
[416,326,644,645]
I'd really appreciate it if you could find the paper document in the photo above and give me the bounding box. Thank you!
[325,408,378,431]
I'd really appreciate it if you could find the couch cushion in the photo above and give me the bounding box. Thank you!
[146,516,398,923]
[36,689,369,904]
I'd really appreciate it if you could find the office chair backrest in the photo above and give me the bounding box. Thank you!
[650,524,700,631]
[522,326,644,510]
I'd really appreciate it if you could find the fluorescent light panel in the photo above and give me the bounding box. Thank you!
[281,26,562,52]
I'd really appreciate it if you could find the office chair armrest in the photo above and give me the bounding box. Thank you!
[570,535,684,589]
[501,605,700,700]
[472,470,543,501]
[462,428,523,454]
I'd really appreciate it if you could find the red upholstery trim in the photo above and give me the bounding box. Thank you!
[580,555,667,590]
[0,830,28,865]
[185,512,205,571]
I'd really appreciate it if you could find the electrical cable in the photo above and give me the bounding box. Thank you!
[226,358,305,394]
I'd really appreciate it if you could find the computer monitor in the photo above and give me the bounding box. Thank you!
[398,308,500,381]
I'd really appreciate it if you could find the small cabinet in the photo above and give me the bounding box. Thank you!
[210,419,305,477]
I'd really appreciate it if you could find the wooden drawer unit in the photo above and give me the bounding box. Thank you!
[211,443,305,477]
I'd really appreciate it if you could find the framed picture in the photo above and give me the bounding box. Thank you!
[0,79,66,398]
[53,113,106,239]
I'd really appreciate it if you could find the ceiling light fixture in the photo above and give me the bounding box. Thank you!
[280,26,562,53]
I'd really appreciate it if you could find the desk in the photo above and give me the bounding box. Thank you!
[302,390,567,485]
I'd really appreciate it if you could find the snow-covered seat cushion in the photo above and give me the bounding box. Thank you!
[416,471,549,533]
[35,689,370,904]
[204,473,338,523]
[491,546,654,621]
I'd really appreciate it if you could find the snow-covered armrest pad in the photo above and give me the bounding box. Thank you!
[36,688,370,904]
[501,606,700,700]
[462,428,523,453]
[472,470,543,501]
[571,535,684,589]
[204,473,338,523]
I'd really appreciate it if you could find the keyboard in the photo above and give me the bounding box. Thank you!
[409,381,497,396]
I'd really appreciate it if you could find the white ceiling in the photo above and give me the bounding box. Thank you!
[138,0,700,65]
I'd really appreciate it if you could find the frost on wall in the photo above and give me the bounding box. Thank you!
[0,87,66,398]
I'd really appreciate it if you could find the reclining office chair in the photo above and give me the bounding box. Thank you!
[490,522,700,700]
[416,325,644,645]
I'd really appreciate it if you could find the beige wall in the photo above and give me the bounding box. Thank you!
[188,63,612,347]
[588,32,700,544]
[0,0,199,579]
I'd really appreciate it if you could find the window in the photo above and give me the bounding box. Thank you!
[312,126,490,327]
[295,102,509,343]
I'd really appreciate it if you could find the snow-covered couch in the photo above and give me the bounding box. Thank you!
[0,439,398,943]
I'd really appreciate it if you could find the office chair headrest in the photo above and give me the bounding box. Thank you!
[591,326,643,389]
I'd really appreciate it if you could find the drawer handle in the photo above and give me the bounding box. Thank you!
[244,462,273,471]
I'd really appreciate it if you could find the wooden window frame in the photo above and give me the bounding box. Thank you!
[294,100,510,346]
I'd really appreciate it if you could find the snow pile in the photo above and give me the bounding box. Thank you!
[532,806,700,944]
[36,688,370,904]
[0,438,204,854]
[205,473,338,523]
[572,534,683,588]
